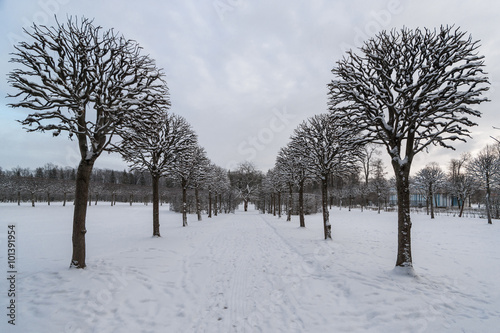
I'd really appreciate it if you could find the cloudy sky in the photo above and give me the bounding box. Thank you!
[0,0,499,174]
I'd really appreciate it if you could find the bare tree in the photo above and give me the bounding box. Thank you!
[276,144,310,226]
[231,162,262,212]
[207,165,231,217]
[117,113,196,235]
[467,144,500,224]
[370,158,389,213]
[328,26,489,269]
[292,113,363,239]
[446,153,477,217]
[7,17,168,268]
[414,162,446,219]
[170,145,209,227]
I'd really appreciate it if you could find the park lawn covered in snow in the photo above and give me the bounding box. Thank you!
[0,202,499,333]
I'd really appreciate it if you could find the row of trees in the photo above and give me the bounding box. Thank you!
[415,144,500,224]
[6,16,240,269]
[6,14,493,275]
[256,25,490,272]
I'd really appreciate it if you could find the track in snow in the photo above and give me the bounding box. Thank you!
[178,207,308,332]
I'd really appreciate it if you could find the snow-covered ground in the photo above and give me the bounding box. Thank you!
[0,202,499,332]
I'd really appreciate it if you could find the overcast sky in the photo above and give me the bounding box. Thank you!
[1,0,499,174]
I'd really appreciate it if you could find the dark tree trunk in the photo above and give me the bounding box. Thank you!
[195,186,202,221]
[214,192,218,217]
[47,192,50,205]
[31,192,35,207]
[129,194,133,206]
[459,197,465,217]
[219,194,222,213]
[321,176,331,239]
[299,180,305,228]
[277,191,281,218]
[71,159,95,269]
[393,162,413,268]
[208,190,212,218]
[244,199,248,212]
[63,192,67,207]
[378,194,381,214]
[272,193,276,216]
[486,177,492,224]
[287,183,292,222]
[152,173,161,237]
[430,183,435,219]
[17,191,20,206]
[361,193,364,212]
[182,179,188,227]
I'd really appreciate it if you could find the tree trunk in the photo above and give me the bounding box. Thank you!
[219,194,222,213]
[152,173,161,237]
[71,159,95,269]
[17,191,20,206]
[63,192,67,207]
[277,191,281,219]
[393,162,413,268]
[182,180,188,227]
[272,193,276,216]
[208,190,212,218]
[195,186,202,221]
[378,194,381,214]
[214,192,218,217]
[287,183,292,222]
[31,192,35,207]
[430,184,435,219]
[244,199,248,212]
[459,197,465,217]
[47,192,50,205]
[485,178,492,224]
[299,180,305,228]
[361,193,364,212]
[321,176,331,239]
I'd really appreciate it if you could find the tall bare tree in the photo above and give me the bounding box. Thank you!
[170,145,209,227]
[276,143,311,227]
[328,26,489,269]
[414,162,446,219]
[447,153,475,217]
[467,144,500,224]
[116,113,196,235]
[292,113,363,239]
[7,17,168,268]
[231,162,262,212]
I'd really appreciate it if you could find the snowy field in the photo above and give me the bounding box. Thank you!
[0,202,499,333]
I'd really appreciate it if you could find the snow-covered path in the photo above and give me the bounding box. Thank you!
[1,203,500,333]
[179,208,307,332]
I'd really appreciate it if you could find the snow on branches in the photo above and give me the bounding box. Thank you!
[328,25,489,168]
[8,16,169,162]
